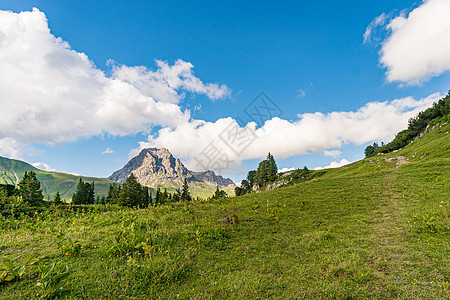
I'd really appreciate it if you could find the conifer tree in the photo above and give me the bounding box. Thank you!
[161,188,168,205]
[267,153,278,181]
[254,153,278,187]
[180,178,192,202]
[53,191,63,205]
[172,189,180,202]
[143,186,150,208]
[118,173,146,207]
[88,182,95,204]
[72,178,95,204]
[107,183,121,204]
[18,171,43,206]
[212,187,227,199]
[155,187,161,207]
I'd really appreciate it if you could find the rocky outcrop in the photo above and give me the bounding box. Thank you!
[191,170,234,187]
[108,148,234,188]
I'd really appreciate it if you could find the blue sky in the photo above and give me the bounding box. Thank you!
[1,0,449,183]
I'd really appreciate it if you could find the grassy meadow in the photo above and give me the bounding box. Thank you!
[1,123,449,299]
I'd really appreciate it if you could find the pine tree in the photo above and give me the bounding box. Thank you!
[180,179,191,202]
[255,160,269,187]
[161,189,168,205]
[155,187,161,207]
[18,171,43,206]
[267,153,278,181]
[88,182,95,204]
[72,178,86,204]
[143,187,150,208]
[172,189,180,202]
[53,191,63,205]
[254,153,278,187]
[118,173,146,207]
[72,178,95,204]
[247,170,257,188]
[107,183,121,204]
[212,187,227,199]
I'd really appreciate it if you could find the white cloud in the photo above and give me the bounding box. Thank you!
[0,138,23,159]
[314,159,351,170]
[135,92,440,172]
[112,60,230,104]
[31,162,56,172]
[297,89,306,98]
[376,0,450,85]
[278,167,295,173]
[363,13,388,43]
[323,150,342,158]
[0,8,229,157]
[31,162,80,175]
[101,148,114,154]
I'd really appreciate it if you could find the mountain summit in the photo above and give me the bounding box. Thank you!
[108,148,234,195]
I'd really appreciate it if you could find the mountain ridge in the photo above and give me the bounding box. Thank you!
[0,156,115,200]
[108,148,235,190]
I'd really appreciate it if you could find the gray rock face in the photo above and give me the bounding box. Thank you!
[108,148,234,188]
[191,170,234,187]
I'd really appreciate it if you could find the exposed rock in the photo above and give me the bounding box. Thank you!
[266,179,288,191]
[191,170,234,187]
[108,148,234,189]
[217,217,233,223]
[280,171,294,178]
[385,156,409,167]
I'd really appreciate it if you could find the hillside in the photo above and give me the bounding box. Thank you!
[0,157,115,201]
[0,122,449,299]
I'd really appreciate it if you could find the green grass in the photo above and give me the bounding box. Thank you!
[1,123,449,299]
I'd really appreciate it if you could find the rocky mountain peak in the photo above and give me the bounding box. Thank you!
[108,148,234,189]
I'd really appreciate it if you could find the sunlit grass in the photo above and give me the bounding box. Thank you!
[1,123,449,299]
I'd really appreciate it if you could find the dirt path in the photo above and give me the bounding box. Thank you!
[369,171,411,294]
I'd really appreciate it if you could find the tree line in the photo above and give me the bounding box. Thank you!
[1,170,223,213]
[364,91,450,157]
[104,174,206,207]
[235,153,278,196]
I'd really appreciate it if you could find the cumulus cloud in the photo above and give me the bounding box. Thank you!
[314,159,351,170]
[0,138,24,159]
[31,162,80,175]
[363,13,388,43]
[323,150,342,158]
[373,0,450,85]
[278,167,295,173]
[136,93,440,172]
[31,162,56,172]
[101,148,114,154]
[0,8,229,157]
[111,60,231,104]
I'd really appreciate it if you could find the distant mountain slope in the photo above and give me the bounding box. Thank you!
[0,156,115,201]
[108,148,235,198]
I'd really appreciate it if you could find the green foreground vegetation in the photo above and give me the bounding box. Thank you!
[1,123,449,298]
